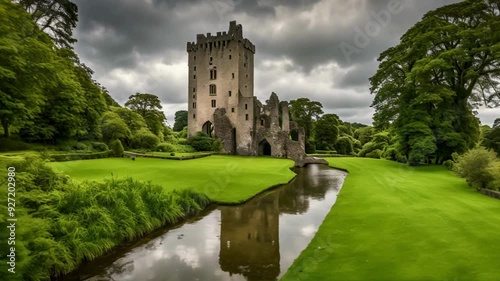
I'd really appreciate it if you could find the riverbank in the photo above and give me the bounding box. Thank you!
[281,158,500,281]
[49,155,296,204]
[0,155,296,281]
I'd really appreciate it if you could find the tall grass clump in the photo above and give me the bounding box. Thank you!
[0,156,210,281]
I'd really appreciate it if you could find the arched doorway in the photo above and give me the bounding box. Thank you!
[202,121,214,137]
[258,139,272,156]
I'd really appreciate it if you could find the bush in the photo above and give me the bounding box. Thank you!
[366,149,382,159]
[157,142,175,152]
[132,128,160,150]
[453,147,499,190]
[109,139,124,157]
[91,142,109,152]
[190,132,214,152]
[178,138,188,145]
[443,160,454,171]
[211,138,223,153]
[335,136,354,155]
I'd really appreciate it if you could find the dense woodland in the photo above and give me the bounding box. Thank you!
[0,0,500,280]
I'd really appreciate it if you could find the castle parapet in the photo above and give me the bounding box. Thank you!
[187,21,255,53]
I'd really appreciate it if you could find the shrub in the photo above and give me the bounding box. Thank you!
[211,138,223,153]
[335,136,354,155]
[178,138,188,145]
[109,139,124,157]
[443,160,454,171]
[132,128,160,150]
[366,149,382,159]
[190,132,214,152]
[91,142,109,152]
[157,142,175,152]
[453,147,499,190]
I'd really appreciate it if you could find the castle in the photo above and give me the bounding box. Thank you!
[187,21,305,160]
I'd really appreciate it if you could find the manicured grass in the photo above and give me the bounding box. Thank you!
[49,156,296,204]
[281,158,500,281]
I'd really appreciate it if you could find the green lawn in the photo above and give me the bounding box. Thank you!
[281,158,500,281]
[49,156,296,204]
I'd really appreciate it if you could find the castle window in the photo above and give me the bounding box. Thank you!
[246,74,248,78]
[245,104,248,110]
[209,84,216,96]
[229,91,232,97]
[194,66,196,71]
[245,114,249,121]
[193,75,196,79]
[231,108,235,113]
[193,94,196,99]
[245,85,247,88]
[211,100,216,108]
[232,73,235,79]
[244,63,247,67]
[210,69,217,80]
[210,57,213,62]
[194,56,196,60]
[229,55,232,59]
[261,119,264,126]
[193,114,196,119]
[193,87,195,93]
[192,102,196,109]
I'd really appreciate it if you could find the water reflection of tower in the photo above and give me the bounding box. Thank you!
[219,192,280,281]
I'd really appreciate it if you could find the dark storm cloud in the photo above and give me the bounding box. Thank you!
[73,0,484,125]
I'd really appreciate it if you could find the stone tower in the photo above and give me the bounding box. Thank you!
[187,21,256,154]
[187,21,305,159]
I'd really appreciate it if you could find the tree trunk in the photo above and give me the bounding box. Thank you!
[1,119,9,138]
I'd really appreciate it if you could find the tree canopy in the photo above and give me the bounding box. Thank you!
[370,0,500,164]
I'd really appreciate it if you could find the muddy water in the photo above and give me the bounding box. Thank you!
[62,164,347,281]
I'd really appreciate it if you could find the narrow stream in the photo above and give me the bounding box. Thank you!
[62,164,347,281]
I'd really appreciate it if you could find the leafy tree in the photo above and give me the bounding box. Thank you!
[289,98,323,152]
[335,136,354,155]
[483,118,500,155]
[173,110,188,132]
[354,127,375,146]
[0,0,56,137]
[125,93,166,135]
[371,0,500,164]
[17,0,78,49]
[100,112,131,144]
[112,107,147,133]
[315,114,340,151]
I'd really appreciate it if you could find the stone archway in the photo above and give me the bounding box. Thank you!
[202,121,214,137]
[258,139,272,156]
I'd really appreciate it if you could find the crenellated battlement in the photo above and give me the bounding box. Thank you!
[187,21,255,53]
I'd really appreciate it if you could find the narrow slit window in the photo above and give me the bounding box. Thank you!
[245,104,248,110]
[193,114,196,119]
[232,73,235,79]
[229,55,232,59]
[210,69,217,80]
[192,102,196,109]
[211,100,216,108]
[231,108,235,113]
[245,114,249,121]
[229,91,232,97]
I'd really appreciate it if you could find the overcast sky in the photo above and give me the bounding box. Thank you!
[73,0,498,126]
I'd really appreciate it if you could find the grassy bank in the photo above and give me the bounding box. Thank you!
[281,158,500,281]
[49,155,296,204]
